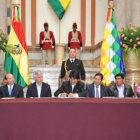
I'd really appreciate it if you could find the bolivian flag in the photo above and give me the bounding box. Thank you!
[4,3,30,88]
[48,0,71,20]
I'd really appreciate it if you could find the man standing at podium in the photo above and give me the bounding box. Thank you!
[68,22,82,59]
[0,73,23,98]
[40,22,55,65]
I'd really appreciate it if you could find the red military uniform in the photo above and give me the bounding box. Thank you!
[40,31,55,50]
[68,31,82,49]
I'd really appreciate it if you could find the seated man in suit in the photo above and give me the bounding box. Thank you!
[55,69,86,98]
[26,71,52,98]
[108,73,134,98]
[86,73,108,98]
[0,73,23,98]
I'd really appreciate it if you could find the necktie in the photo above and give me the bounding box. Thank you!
[96,86,99,98]
[72,85,75,92]
[9,86,12,97]
[71,60,74,63]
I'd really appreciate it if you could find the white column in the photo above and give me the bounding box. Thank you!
[95,0,108,44]
[114,0,126,29]
[125,0,132,24]
[132,0,140,26]
[85,0,91,46]
[25,0,31,45]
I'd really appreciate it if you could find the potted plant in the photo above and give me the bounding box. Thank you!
[0,28,13,72]
[0,28,12,53]
[119,23,140,57]
[119,23,140,89]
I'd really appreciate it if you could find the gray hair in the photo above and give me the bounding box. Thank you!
[33,71,42,78]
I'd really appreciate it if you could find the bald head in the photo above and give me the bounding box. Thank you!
[6,73,15,85]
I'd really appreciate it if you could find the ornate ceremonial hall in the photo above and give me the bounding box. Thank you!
[0,0,140,140]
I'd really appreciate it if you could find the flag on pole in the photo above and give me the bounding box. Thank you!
[4,2,30,88]
[48,0,71,20]
[100,1,125,86]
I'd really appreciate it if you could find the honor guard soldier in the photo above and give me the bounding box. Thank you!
[68,22,82,59]
[59,48,86,86]
[40,22,55,65]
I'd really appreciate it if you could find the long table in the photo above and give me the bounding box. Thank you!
[0,98,140,140]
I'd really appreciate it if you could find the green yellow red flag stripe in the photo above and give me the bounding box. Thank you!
[48,0,71,20]
[4,3,30,88]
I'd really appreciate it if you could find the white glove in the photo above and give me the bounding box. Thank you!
[52,45,54,49]
[42,39,45,44]
[80,47,83,51]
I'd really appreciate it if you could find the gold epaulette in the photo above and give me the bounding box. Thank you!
[64,59,68,73]
[80,80,87,90]
[80,80,86,83]
[63,59,68,62]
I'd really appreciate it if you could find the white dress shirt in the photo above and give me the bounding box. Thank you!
[70,58,75,63]
[36,83,42,98]
[72,84,79,98]
[94,84,101,98]
[117,84,124,98]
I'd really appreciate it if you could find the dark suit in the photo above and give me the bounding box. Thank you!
[26,82,52,98]
[54,81,86,97]
[86,84,108,98]
[107,84,134,97]
[60,58,86,81]
[0,84,23,98]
